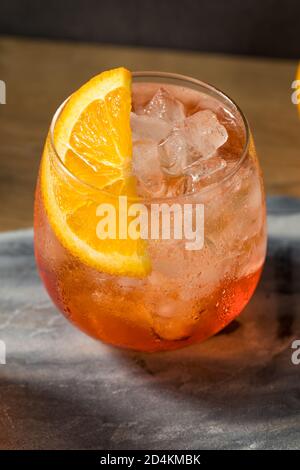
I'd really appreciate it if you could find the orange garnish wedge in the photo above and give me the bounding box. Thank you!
[297,64,300,117]
[41,67,151,277]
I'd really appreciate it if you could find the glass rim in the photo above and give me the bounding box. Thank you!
[49,70,250,202]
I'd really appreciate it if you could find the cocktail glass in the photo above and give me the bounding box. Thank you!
[34,72,267,352]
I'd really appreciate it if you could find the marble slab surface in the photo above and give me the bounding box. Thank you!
[0,197,299,450]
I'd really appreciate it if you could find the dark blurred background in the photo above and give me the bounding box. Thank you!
[0,0,299,59]
[0,0,299,232]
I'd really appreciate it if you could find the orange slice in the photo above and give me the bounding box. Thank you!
[41,67,151,277]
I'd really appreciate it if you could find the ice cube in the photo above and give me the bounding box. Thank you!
[144,87,186,123]
[130,112,171,143]
[158,129,188,177]
[158,109,228,179]
[165,176,189,197]
[132,141,165,195]
[184,110,228,158]
[185,156,227,182]
[152,298,198,341]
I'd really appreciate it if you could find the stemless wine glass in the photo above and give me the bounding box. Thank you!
[34,72,267,352]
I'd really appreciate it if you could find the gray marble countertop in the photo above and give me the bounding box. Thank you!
[0,197,299,450]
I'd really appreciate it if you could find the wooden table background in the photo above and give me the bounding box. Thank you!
[0,36,299,232]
